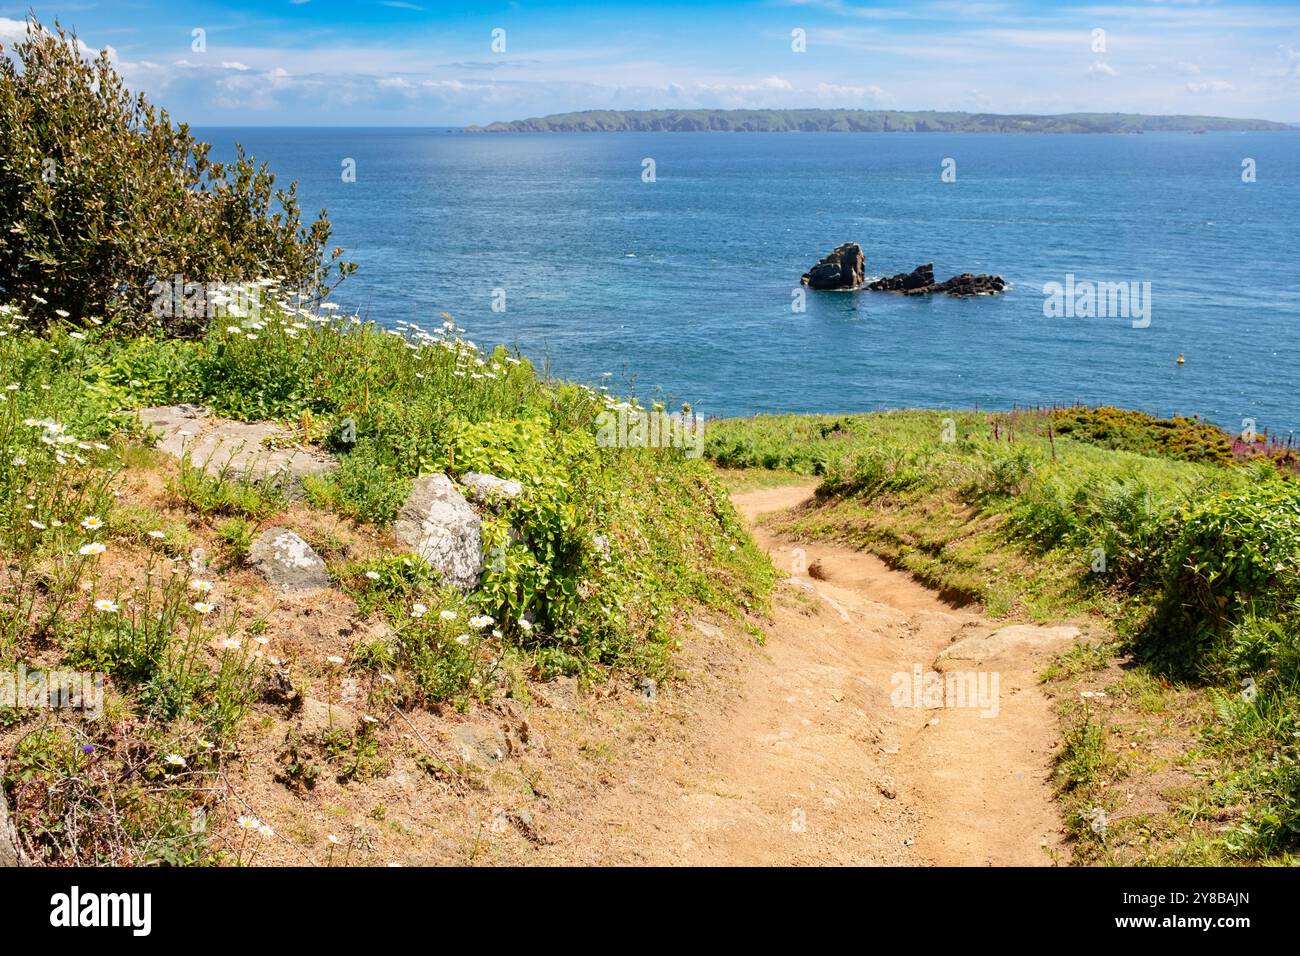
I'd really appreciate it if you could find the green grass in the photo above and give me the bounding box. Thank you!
[0,294,775,864]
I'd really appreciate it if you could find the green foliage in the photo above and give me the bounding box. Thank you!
[1139,482,1300,680]
[172,452,285,520]
[1056,703,1118,791]
[5,725,212,865]
[304,444,409,525]
[320,722,388,783]
[216,517,256,565]
[0,18,352,334]
[335,553,439,618]
[449,417,604,640]
[0,289,776,866]
[1051,406,1234,465]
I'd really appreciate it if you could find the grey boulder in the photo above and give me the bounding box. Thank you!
[248,528,331,594]
[395,474,483,591]
[0,769,18,867]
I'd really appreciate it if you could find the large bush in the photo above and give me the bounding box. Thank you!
[0,18,352,334]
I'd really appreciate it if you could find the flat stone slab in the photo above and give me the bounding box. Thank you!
[249,528,331,594]
[936,624,1081,667]
[692,619,724,640]
[395,474,483,591]
[137,405,336,491]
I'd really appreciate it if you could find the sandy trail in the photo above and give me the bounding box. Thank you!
[527,484,1068,866]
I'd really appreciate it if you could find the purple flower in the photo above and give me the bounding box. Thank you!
[81,744,95,754]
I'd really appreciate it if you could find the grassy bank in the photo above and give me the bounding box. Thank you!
[0,294,773,864]
[707,408,1300,864]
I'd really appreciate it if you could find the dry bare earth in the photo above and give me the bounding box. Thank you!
[409,485,1076,866]
[206,483,1082,866]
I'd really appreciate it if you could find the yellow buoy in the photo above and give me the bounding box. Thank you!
[1176,353,1185,365]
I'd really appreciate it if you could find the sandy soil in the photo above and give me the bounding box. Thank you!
[489,484,1069,865]
[209,483,1073,866]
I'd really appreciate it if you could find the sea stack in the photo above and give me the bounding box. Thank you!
[801,242,866,290]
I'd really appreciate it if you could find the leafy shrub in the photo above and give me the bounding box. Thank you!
[1051,406,1234,465]
[216,517,256,566]
[1139,482,1300,679]
[1056,703,1117,791]
[304,445,410,525]
[449,417,607,642]
[335,553,438,618]
[978,449,1036,499]
[172,453,285,520]
[0,18,352,333]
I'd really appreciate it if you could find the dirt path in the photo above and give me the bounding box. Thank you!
[212,481,1073,866]
[730,485,1068,865]
[523,484,1071,866]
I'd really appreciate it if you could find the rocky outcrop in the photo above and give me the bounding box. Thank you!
[801,242,865,290]
[137,405,336,493]
[395,474,483,591]
[453,724,509,767]
[249,528,331,594]
[936,624,1080,666]
[300,697,355,737]
[866,262,936,293]
[537,676,579,712]
[867,262,1005,297]
[933,272,1006,296]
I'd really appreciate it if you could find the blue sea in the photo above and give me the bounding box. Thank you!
[200,128,1300,434]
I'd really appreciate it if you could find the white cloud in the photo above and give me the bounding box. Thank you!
[9,4,1293,125]
[1283,45,1300,76]
[0,16,26,45]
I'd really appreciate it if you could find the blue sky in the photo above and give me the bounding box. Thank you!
[2,1,1298,125]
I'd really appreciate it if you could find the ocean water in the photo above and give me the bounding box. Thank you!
[200,128,1300,434]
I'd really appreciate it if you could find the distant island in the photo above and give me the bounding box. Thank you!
[468,109,1293,134]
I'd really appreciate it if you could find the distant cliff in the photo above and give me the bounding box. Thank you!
[468,109,1294,133]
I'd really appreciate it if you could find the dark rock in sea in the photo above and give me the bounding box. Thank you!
[801,242,865,290]
[866,262,936,293]
[867,262,1005,297]
[933,272,1006,296]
